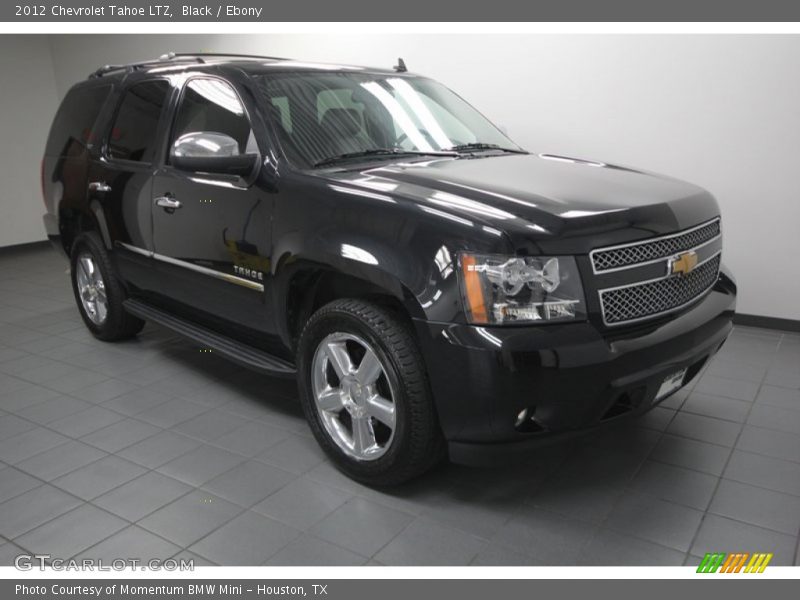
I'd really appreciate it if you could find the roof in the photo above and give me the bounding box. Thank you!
[89,52,405,79]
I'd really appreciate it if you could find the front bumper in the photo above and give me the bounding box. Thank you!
[413,269,737,466]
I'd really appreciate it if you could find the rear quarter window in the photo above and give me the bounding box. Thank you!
[45,84,112,157]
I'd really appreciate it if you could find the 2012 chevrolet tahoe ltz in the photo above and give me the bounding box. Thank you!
[42,53,736,484]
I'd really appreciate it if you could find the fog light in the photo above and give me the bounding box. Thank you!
[515,408,529,428]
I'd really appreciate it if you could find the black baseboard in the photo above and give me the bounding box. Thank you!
[734,313,800,333]
[0,240,51,255]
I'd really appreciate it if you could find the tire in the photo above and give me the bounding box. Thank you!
[70,232,144,341]
[297,299,445,486]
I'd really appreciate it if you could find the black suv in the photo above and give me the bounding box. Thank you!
[42,53,736,484]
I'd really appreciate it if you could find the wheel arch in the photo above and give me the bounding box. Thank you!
[59,201,113,256]
[275,255,426,352]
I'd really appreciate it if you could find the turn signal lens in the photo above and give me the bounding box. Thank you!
[460,254,488,323]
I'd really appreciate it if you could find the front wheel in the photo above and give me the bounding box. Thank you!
[297,299,444,486]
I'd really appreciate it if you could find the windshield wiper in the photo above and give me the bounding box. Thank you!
[445,143,528,154]
[314,148,456,168]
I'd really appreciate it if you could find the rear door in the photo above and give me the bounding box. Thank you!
[150,76,273,334]
[87,78,173,292]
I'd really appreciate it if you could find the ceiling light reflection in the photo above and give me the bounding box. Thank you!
[340,244,379,265]
[329,185,396,203]
[360,82,434,152]
[188,79,244,115]
[388,78,452,148]
[420,206,474,228]
[429,191,515,220]
[434,246,454,279]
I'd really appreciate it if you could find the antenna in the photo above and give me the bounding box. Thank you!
[393,58,407,73]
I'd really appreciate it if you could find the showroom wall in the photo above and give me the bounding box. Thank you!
[6,34,800,321]
[0,36,60,247]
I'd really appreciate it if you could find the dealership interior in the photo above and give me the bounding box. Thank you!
[0,34,798,566]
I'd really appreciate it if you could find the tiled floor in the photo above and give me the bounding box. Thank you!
[0,244,799,566]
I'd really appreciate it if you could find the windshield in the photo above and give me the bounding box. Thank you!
[257,71,523,168]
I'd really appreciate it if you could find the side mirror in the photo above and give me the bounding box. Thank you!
[171,131,257,177]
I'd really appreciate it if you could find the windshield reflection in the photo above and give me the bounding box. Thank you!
[258,72,524,169]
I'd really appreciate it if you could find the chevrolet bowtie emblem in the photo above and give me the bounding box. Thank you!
[670,251,698,276]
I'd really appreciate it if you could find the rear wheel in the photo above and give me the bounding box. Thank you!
[297,299,444,486]
[70,232,144,341]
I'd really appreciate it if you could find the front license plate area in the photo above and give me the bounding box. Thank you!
[656,368,688,401]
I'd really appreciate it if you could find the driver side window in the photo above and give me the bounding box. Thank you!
[171,78,256,159]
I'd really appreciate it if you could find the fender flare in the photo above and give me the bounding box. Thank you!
[271,250,427,349]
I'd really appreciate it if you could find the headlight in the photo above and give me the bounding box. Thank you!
[458,253,586,324]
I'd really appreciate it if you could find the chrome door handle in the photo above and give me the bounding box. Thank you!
[88,181,112,194]
[154,196,182,210]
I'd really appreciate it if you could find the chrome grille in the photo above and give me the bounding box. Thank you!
[600,254,721,325]
[591,219,720,273]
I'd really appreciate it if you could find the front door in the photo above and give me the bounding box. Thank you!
[150,76,273,336]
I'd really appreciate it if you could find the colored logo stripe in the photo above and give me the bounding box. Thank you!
[697,553,726,573]
[697,553,773,573]
[720,553,748,573]
[745,553,773,573]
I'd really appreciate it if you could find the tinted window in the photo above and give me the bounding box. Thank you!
[107,80,170,163]
[258,73,519,168]
[171,78,255,157]
[270,96,292,133]
[45,84,111,157]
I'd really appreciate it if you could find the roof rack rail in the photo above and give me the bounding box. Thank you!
[89,54,203,79]
[89,52,290,79]
[166,52,292,62]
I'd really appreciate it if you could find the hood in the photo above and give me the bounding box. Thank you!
[324,153,720,254]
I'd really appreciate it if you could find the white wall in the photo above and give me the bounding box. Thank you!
[0,36,60,247]
[29,35,800,320]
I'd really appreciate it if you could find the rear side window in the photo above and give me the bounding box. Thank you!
[45,84,111,157]
[171,78,255,156]
[107,80,170,163]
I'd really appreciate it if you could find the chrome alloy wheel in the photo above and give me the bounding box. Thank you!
[311,332,397,461]
[75,252,108,325]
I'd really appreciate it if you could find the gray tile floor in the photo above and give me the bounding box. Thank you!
[1,244,799,566]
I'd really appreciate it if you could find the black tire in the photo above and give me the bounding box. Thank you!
[297,299,445,486]
[70,232,144,341]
